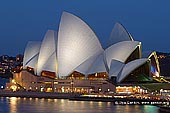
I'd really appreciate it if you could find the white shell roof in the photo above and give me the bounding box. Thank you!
[25,54,39,71]
[41,52,57,75]
[23,41,41,69]
[57,12,103,77]
[117,58,149,83]
[87,53,107,75]
[104,41,141,69]
[109,59,125,78]
[37,30,58,76]
[107,22,133,47]
[23,12,150,82]
[75,51,102,75]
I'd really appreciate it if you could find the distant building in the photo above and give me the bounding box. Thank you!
[0,54,23,77]
[157,52,170,77]
[16,54,23,63]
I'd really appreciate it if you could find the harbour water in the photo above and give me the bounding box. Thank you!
[0,97,160,113]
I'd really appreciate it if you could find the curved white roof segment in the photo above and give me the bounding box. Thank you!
[87,53,107,75]
[109,59,125,78]
[57,12,103,77]
[107,22,133,47]
[41,52,57,74]
[25,54,39,72]
[75,51,102,75]
[23,41,41,69]
[37,30,58,76]
[104,41,141,70]
[117,58,149,83]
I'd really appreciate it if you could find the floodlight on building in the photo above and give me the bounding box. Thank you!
[61,87,64,92]
[95,73,97,77]
[12,79,16,84]
[10,85,17,92]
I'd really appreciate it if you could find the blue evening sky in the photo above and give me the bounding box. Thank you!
[0,0,170,56]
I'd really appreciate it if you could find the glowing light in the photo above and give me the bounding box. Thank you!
[10,97,17,113]
[155,72,159,77]
[95,73,97,77]
[10,85,17,92]
[40,87,44,92]
[140,89,143,93]
[61,87,64,92]
[12,79,16,84]
[151,65,159,77]
[54,82,58,84]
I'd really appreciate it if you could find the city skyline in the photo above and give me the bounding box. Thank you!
[0,0,170,56]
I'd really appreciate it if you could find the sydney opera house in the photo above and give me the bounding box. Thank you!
[6,12,160,94]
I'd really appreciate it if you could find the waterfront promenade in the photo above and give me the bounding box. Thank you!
[0,91,168,105]
[0,91,78,99]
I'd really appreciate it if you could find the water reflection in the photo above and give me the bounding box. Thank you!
[143,105,159,113]
[0,97,160,113]
[10,97,18,113]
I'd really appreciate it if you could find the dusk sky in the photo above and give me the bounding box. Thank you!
[0,0,170,56]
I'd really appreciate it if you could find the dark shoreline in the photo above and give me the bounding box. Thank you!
[69,96,169,105]
[0,91,168,105]
[0,91,77,99]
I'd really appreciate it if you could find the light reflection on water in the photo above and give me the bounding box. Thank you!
[10,97,17,113]
[0,97,159,113]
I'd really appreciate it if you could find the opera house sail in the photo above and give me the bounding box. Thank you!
[23,41,41,70]
[22,11,159,84]
[36,30,58,77]
[107,22,133,47]
[57,12,103,78]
